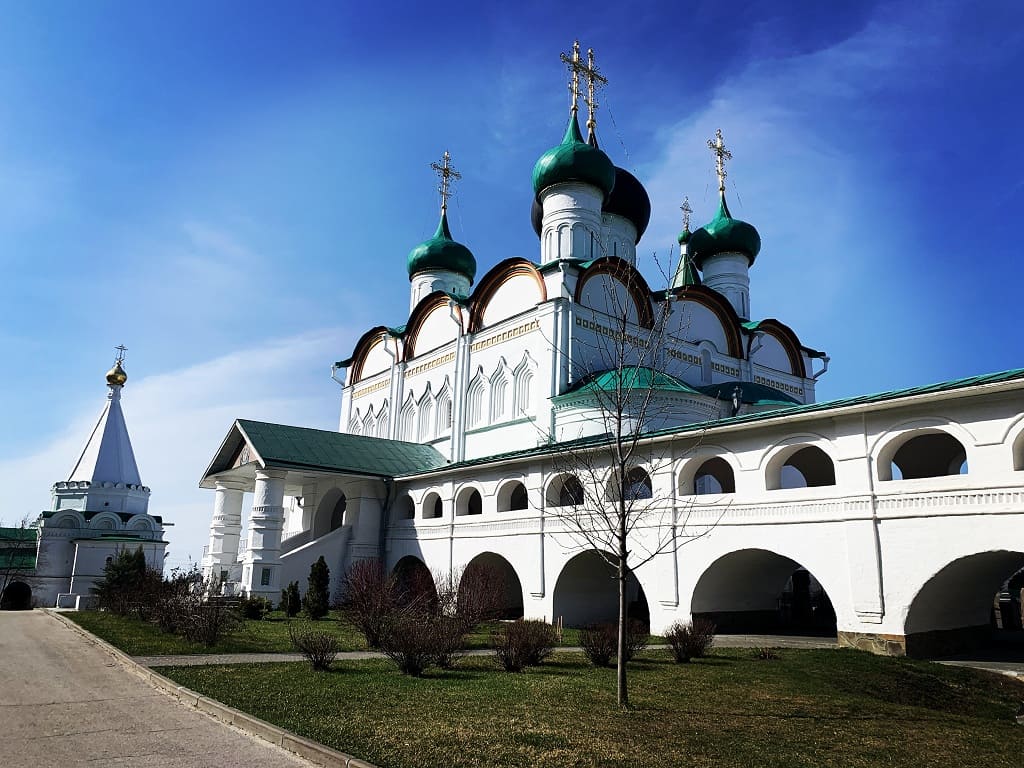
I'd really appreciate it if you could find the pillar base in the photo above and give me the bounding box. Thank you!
[838,625,993,658]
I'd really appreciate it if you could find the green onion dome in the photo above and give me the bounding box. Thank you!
[603,167,651,242]
[687,192,761,269]
[677,226,691,245]
[532,113,616,201]
[406,211,476,282]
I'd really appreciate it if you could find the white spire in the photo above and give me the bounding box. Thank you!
[67,383,142,486]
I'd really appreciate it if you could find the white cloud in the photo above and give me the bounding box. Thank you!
[0,329,351,571]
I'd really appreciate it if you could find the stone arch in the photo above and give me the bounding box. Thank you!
[691,548,837,635]
[606,466,652,502]
[765,443,836,490]
[313,488,347,538]
[903,550,1024,656]
[679,453,737,495]
[90,512,121,531]
[392,555,437,605]
[455,485,484,516]
[546,473,585,508]
[1015,428,1024,471]
[51,511,85,529]
[552,550,649,628]
[126,515,154,532]
[0,580,32,610]
[574,258,655,328]
[459,552,524,619]
[468,259,547,332]
[421,491,444,520]
[496,479,529,513]
[877,428,969,481]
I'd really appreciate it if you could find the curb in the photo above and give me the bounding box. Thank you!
[43,609,378,768]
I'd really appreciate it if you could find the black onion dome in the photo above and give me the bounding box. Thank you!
[531,197,543,238]
[603,167,651,242]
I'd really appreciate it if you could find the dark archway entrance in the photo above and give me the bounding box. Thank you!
[459,552,524,619]
[552,550,649,628]
[1,581,32,610]
[904,551,1024,657]
[313,490,346,539]
[691,549,836,636]
[392,555,437,606]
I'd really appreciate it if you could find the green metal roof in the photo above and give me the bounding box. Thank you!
[698,380,801,406]
[0,527,37,571]
[233,420,447,478]
[557,367,700,399]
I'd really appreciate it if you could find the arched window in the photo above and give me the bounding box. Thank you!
[436,386,453,435]
[882,431,968,481]
[400,396,416,440]
[418,396,434,441]
[513,357,535,417]
[467,376,486,427]
[396,494,415,520]
[422,492,443,519]
[497,481,529,512]
[456,487,483,516]
[772,446,836,489]
[623,468,653,501]
[491,374,509,422]
[692,457,736,494]
[548,474,585,507]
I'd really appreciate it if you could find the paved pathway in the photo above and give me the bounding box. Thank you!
[0,611,315,768]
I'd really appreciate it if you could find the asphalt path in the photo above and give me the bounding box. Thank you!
[0,610,315,768]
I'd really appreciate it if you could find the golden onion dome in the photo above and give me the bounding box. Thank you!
[105,361,127,386]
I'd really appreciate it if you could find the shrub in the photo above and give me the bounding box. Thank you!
[753,647,780,661]
[580,621,648,667]
[379,612,442,677]
[580,623,617,667]
[181,599,240,646]
[239,593,273,620]
[304,556,331,619]
[664,618,716,663]
[289,624,340,671]
[431,615,467,670]
[92,547,148,615]
[280,581,301,618]
[340,559,398,648]
[492,620,556,672]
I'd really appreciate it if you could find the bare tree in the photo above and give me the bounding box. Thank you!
[545,256,715,707]
[0,516,37,610]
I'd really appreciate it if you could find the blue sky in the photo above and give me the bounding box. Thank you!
[2,1,1022,568]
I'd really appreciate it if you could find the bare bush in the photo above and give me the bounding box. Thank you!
[289,624,340,671]
[181,599,240,646]
[340,559,399,648]
[379,611,442,677]
[664,618,716,663]
[492,620,557,672]
[581,621,648,667]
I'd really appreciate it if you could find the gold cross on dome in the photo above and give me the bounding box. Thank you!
[680,197,693,231]
[561,41,607,129]
[430,151,461,214]
[707,128,732,193]
[114,344,127,363]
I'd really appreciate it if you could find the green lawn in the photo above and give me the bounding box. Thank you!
[67,610,369,655]
[158,649,1024,768]
[65,611,592,656]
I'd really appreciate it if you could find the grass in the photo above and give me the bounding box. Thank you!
[67,610,368,655]
[157,648,1024,768]
[65,611,597,656]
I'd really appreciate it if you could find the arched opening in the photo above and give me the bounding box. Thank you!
[459,552,524,620]
[879,431,968,481]
[455,487,483,516]
[422,492,443,520]
[904,551,1024,657]
[607,468,653,502]
[496,481,529,513]
[392,555,437,608]
[691,549,837,636]
[692,457,735,494]
[552,550,649,628]
[769,445,836,490]
[0,581,32,610]
[313,489,347,538]
[546,474,585,507]
[1013,429,1024,471]
[395,494,415,521]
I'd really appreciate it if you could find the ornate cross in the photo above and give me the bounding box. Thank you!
[680,197,693,231]
[430,151,461,214]
[707,128,732,193]
[561,41,607,130]
[114,344,127,363]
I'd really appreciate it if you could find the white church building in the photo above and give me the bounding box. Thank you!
[200,45,1024,657]
[0,354,167,609]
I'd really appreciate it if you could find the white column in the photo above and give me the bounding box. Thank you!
[242,469,287,597]
[203,480,245,586]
